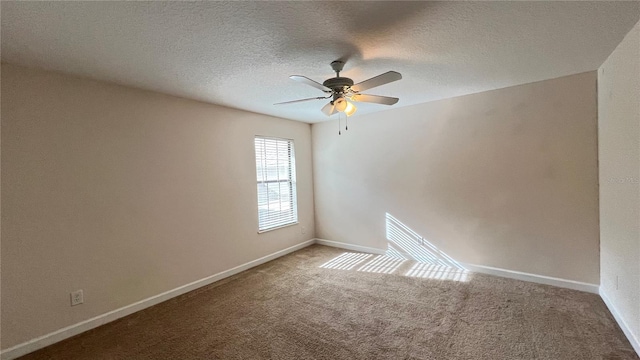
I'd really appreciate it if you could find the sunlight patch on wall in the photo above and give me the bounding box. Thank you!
[319,252,372,270]
[318,214,469,282]
[385,213,465,270]
[386,243,408,260]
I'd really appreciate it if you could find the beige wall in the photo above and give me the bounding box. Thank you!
[313,71,599,284]
[0,64,315,349]
[598,20,640,346]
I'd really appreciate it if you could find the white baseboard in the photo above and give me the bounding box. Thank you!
[314,238,386,255]
[462,263,600,294]
[600,289,640,356]
[0,239,316,360]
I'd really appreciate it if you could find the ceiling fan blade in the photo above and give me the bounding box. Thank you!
[274,97,328,105]
[351,94,399,105]
[321,101,337,116]
[290,75,332,93]
[351,71,402,92]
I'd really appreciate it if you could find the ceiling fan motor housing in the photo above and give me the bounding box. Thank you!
[323,77,354,93]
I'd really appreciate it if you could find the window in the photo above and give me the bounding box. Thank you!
[254,136,298,232]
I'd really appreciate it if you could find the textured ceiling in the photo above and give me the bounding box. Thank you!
[2,1,639,123]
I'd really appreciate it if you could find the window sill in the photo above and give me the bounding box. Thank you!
[257,222,299,234]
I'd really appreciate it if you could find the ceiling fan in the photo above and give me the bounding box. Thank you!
[275,61,402,117]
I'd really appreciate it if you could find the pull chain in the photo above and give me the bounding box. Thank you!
[338,113,341,135]
[345,115,348,131]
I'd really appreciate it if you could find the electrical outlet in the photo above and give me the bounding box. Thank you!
[301,226,307,235]
[71,290,84,306]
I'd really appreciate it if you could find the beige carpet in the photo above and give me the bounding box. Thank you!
[19,245,637,359]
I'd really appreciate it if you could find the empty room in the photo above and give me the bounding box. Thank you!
[1,1,639,359]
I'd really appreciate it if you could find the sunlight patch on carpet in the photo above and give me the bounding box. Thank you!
[319,252,373,270]
[405,263,469,281]
[357,255,404,274]
[319,252,469,282]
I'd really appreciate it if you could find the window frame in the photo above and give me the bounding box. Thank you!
[254,135,298,233]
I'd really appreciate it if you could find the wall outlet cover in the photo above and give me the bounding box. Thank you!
[71,290,84,306]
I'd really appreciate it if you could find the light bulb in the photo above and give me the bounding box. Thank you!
[344,101,357,116]
[334,98,347,112]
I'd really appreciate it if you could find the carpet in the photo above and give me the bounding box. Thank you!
[19,245,638,359]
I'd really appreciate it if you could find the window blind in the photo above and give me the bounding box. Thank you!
[255,136,298,232]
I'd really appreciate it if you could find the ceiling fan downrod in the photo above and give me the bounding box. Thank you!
[331,60,344,77]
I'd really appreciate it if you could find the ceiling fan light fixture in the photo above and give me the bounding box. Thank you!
[334,98,347,112]
[344,101,357,116]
